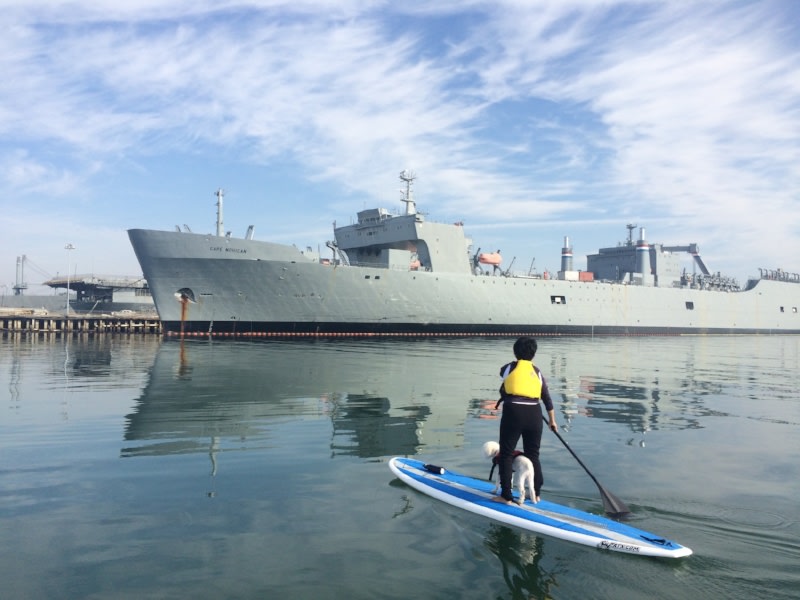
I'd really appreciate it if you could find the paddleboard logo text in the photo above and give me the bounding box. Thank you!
[598,541,641,553]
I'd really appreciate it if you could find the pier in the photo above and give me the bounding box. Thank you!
[0,309,162,335]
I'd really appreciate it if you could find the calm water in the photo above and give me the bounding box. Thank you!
[1,334,798,599]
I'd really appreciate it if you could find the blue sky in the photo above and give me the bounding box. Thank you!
[2,0,799,294]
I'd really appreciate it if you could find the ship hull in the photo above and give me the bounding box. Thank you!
[129,229,800,337]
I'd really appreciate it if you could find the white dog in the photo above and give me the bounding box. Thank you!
[483,441,537,505]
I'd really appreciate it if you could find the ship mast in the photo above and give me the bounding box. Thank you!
[399,170,417,215]
[626,223,636,246]
[215,188,225,237]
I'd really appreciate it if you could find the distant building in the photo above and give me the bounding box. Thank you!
[40,275,156,314]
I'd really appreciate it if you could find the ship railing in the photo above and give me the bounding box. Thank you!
[759,268,800,283]
[330,259,433,272]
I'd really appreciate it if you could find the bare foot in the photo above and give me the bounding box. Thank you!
[491,495,513,505]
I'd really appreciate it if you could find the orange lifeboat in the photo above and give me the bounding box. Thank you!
[478,252,502,266]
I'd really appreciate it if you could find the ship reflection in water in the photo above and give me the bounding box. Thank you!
[121,339,461,462]
[120,335,797,467]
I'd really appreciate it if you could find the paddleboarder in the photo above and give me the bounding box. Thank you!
[492,336,558,505]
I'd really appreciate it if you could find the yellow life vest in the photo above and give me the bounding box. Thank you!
[502,359,542,399]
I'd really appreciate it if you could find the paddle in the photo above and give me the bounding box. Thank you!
[544,416,631,518]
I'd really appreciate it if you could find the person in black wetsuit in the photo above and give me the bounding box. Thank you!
[492,336,558,504]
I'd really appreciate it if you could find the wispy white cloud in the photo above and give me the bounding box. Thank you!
[432,0,800,268]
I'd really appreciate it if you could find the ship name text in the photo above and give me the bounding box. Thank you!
[209,246,247,255]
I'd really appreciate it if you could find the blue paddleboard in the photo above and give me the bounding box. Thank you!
[389,457,692,558]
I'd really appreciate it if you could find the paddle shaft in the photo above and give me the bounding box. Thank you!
[549,425,602,487]
[543,416,630,517]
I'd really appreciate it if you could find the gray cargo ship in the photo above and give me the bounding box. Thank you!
[128,172,800,337]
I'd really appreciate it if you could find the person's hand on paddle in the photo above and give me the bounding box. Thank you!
[546,409,558,433]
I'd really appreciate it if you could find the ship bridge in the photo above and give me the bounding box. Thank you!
[331,171,473,274]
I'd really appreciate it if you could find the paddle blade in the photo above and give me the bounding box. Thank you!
[599,486,631,519]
